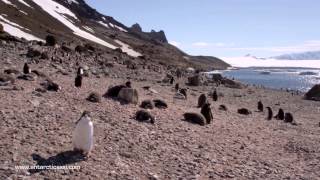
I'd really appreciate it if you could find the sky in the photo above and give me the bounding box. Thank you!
[86,0,320,58]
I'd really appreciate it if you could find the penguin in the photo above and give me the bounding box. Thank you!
[170,76,174,85]
[77,67,84,76]
[183,112,206,126]
[284,113,293,123]
[201,103,213,124]
[258,101,264,112]
[135,110,155,124]
[72,111,94,155]
[275,108,285,120]
[266,107,273,120]
[179,88,187,99]
[125,81,132,88]
[175,83,179,92]
[75,75,82,88]
[198,94,207,108]
[212,89,218,101]
[219,104,228,111]
[23,63,31,74]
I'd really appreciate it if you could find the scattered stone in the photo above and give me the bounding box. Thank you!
[237,108,252,115]
[153,99,168,109]
[183,112,206,126]
[87,92,101,103]
[4,69,20,75]
[118,88,139,104]
[140,100,154,109]
[174,92,186,99]
[17,74,36,81]
[219,105,228,111]
[41,79,61,91]
[27,48,41,58]
[135,110,155,124]
[31,70,47,78]
[0,73,15,86]
[35,88,47,93]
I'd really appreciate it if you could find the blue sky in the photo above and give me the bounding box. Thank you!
[86,0,320,58]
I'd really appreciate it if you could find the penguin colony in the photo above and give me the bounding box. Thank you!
[13,62,299,158]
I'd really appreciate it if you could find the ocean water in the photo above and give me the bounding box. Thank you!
[215,68,320,92]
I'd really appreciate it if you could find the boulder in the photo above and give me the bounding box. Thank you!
[45,35,56,46]
[183,113,206,126]
[104,85,126,97]
[27,48,42,58]
[305,84,320,101]
[118,88,139,104]
[222,78,243,89]
[188,75,203,86]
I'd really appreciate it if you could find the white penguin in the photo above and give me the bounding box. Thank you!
[72,111,94,155]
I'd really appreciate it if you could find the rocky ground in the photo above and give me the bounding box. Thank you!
[1,40,320,180]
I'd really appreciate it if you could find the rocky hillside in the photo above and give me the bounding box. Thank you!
[0,0,230,70]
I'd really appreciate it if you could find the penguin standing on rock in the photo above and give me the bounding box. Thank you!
[179,88,187,99]
[72,111,94,156]
[77,67,84,76]
[284,113,294,123]
[23,63,31,74]
[258,101,264,112]
[266,107,273,120]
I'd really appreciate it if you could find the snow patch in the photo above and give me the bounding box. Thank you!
[109,23,127,32]
[67,0,78,4]
[1,0,17,8]
[17,0,32,8]
[114,39,141,57]
[0,14,43,41]
[19,10,28,15]
[83,26,95,33]
[98,21,109,28]
[31,0,118,50]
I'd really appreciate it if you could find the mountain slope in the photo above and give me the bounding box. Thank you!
[273,51,320,60]
[0,0,229,69]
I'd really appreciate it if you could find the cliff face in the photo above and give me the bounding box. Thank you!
[129,23,168,43]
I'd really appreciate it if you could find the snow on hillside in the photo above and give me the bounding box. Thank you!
[222,56,320,69]
[114,40,142,57]
[31,0,117,49]
[1,0,17,8]
[0,14,43,41]
[17,0,32,8]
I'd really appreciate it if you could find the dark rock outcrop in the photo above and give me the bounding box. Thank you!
[305,84,320,101]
